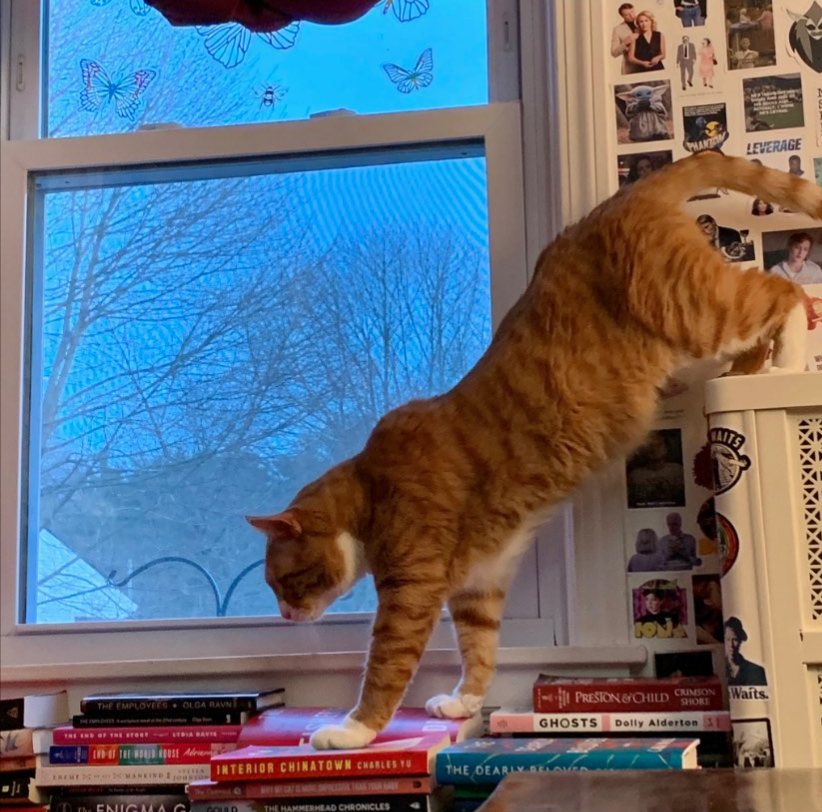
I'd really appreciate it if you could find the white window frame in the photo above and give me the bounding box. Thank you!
[0,0,643,680]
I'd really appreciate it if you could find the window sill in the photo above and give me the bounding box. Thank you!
[0,645,647,685]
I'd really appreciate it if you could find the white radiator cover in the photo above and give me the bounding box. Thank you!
[706,373,822,769]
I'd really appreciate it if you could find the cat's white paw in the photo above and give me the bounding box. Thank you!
[425,692,483,719]
[309,717,376,750]
[768,365,804,374]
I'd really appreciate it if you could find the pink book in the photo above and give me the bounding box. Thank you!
[52,725,242,745]
[237,707,482,748]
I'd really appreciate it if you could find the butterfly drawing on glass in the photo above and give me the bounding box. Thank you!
[382,48,433,93]
[197,22,300,69]
[79,59,157,120]
[256,83,288,110]
[90,0,150,16]
[383,0,430,22]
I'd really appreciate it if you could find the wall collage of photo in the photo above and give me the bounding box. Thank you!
[598,0,822,768]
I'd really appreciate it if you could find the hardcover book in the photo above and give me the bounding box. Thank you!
[79,691,284,717]
[0,771,34,801]
[33,763,210,787]
[190,794,447,812]
[47,794,189,812]
[71,713,247,729]
[210,735,450,783]
[0,693,69,732]
[532,675,724,713]
[52,726,242,745]
[187,776,435,801]
[0,730,54,758]
[237,707,482,748]
[49,743,236,766]
[490,707,731,734]
[436,737,699,786]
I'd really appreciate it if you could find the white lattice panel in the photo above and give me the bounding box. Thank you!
[798,418,822,621]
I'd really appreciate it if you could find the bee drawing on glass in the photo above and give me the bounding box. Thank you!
[256,83,287,111]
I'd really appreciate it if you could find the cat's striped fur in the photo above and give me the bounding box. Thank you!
[248,152,822,749]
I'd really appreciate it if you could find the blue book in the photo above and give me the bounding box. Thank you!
[436,737,700,785]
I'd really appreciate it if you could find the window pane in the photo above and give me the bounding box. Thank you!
[45,0,489,137]
[25,149,491,623]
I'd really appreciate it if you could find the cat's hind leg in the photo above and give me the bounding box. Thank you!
[425,586,507,719]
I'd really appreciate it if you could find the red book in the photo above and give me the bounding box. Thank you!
[533,675,724,713]
[210,734,449,782]
[237,707,482,748]
[52,726,242,745]
[188,775,435,801]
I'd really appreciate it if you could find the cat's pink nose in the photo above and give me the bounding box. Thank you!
[280,604,293,620]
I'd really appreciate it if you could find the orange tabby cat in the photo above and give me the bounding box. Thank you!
[248,152,821,750]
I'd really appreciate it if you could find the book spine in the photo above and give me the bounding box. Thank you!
[49,744,235,766]
[34,764,210,787]
[533,683,724,713]
[187,777,431,801]
[48,794,189,812]
[490,710,731,734]
[191,796,428,812]
[0,730,34,759]
[79,698,259,715]
[211,750,431,782]
[0,702,25,734]
[436,749,689,785]
[53,726,242,745]
[0,773,32,800]
[72,713,246,728]
[0,758,36,773]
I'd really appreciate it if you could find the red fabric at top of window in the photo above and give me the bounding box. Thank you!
[144,0,380,32]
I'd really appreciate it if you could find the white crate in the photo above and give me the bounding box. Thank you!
[706,374,822,769]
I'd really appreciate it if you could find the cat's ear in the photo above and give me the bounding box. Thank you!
[245,512,302,540]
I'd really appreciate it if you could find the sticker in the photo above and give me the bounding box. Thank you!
[709,427,751,495]
[787,1,822,73]
[724,616,768,687]
[633,578,689,639]
[716,511,740,576]
[732,718,775,767]
[743,74,804,132]
[682,102,730,154]
[615,80,674,144]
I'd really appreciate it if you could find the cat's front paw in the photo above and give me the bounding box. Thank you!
[425,692,483,719]
[309,717,377,750]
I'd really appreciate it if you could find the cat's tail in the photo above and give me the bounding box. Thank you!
[638,151,822,219]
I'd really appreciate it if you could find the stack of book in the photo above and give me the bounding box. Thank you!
[187,707,483,812]
[491,674,732,768]
[34,689,284,812]
[1,691,69,812]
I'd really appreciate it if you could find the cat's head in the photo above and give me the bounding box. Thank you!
[246,464,366,622]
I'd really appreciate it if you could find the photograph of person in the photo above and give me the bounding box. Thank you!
[696,214,755,262]
[627,528,666,572]
[698,37,717,88]
[676,35,696,90]
[633,579,688,639]
[626,429,685,508]
[617,150,673,186]
[724,0,776,69]
[674,0,707,26]
[627,10,666,72]
[751,197,773,216]
[725,616,767,686]
[659,511,702,570]
[733,719,774,768]
[693,574,723,645]
[655,649,715,677]
[611,2,641,75]
[814,157,822,187]
[764,229,822,285]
